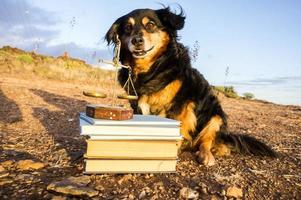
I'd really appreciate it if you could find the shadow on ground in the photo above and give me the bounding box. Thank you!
[0,89,22,124]
[30,89,87,162]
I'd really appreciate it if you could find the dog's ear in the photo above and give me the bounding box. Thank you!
[156,6,185,31]
[105,17,122,45]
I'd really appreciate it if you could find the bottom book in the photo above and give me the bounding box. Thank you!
[84,159,177,173]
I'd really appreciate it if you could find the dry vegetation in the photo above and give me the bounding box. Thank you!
[0,46,114,84]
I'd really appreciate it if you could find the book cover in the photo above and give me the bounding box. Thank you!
[80,118,181,137]
[87,135,182,140]
[86,140,179,159]
[84,159,177,173]
[80,112,180,127]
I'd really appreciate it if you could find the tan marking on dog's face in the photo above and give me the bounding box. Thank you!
[134,29,170,75]
[142,17,150,26]
[128,17,135,26]
[119,15,170,75]
[175,102,197,142]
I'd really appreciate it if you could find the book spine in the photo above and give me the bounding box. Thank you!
[80,127,180,136]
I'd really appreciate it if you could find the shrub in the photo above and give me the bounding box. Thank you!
[17,54,34,64]
[243,92,255,99]
[213,86,239,99]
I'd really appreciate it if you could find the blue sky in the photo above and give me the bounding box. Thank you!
[0,0,300,105]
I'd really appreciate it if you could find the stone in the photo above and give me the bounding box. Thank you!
[118,174,132,185]
[179,187,199,199]
[51,196,67,200]
[47,176,98,197]
[139,190,146,199]
[0,178,13,186]
[226,186,243,198]
[16,160,46,170]
[150,194,159,200]
[210,195,219,200]
[0,160,14,168]
[0,165,5,172]
[128,194,135,200]
[0,172,10,178]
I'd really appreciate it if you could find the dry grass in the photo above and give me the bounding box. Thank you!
[0,46,114,84]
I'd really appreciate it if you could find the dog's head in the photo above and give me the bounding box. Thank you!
[105,7,185,63]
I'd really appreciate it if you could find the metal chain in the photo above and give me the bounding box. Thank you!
[99,35,138,106]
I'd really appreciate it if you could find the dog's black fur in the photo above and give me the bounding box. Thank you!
[105,7,276,165]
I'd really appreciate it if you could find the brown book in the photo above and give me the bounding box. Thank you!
[84,159,177,173]
[86,140,179,159]
[86,104,133,120]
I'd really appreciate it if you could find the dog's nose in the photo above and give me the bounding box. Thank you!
[131,36,144,46]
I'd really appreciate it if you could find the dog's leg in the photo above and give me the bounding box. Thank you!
[175,102,197,148]
[158,110,166,118]
[212,143,231,157]
[138,95,150,115]
[193,115,223,166]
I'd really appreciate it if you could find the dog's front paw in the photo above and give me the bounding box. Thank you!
[196,150,216,166]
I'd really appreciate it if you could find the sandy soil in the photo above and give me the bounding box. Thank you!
[0,75,300,199]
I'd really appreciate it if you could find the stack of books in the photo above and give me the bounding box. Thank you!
[79,112,182,173]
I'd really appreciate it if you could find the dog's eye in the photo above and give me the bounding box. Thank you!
[145,21,156,32]
[124,24,132,33]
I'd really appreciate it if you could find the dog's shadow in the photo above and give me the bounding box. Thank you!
[0,89,23,124]
[30,89,87,163]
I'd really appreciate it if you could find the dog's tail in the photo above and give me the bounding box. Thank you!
[216,131,277,157]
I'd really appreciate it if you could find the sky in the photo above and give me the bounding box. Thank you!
[0,0,300,105]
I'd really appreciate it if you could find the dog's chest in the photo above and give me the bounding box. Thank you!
[138,79,182,115]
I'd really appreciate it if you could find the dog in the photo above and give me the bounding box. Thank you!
[105,7,276,166]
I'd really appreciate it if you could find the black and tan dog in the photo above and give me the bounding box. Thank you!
[105,7,276,166]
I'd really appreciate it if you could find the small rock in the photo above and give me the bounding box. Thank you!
[210,195,219,200]
[47,176,98,197]
[0,131,8,137]
[128,194,135,200]
[199,183,208,194]
[65,176,91,185]
[51,196,67,200]
[0,165,5,172]
[179,187,199,199]
[150,194,159,200]
[0,178,13,186]
[143,187,151,194]
[0,160,14,168]
[16,174,33,182]
[94,185,105,191]
[159,185,164,191]
[226,186,243,198]
[201,187,208,195]
[118,174,132,185]
[0,172,10,178]
[139,190,146,199]
[16,160,46,170]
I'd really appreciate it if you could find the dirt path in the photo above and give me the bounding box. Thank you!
[0,76,300,199]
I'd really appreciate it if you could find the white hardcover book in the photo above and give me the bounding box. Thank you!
[79,112,180,127]
[80,119,181,137]
[87,135,182,140]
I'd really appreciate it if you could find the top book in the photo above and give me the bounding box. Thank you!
[79,112,181,127]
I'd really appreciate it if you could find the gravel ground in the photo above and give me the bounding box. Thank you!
[0,76,300,199]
